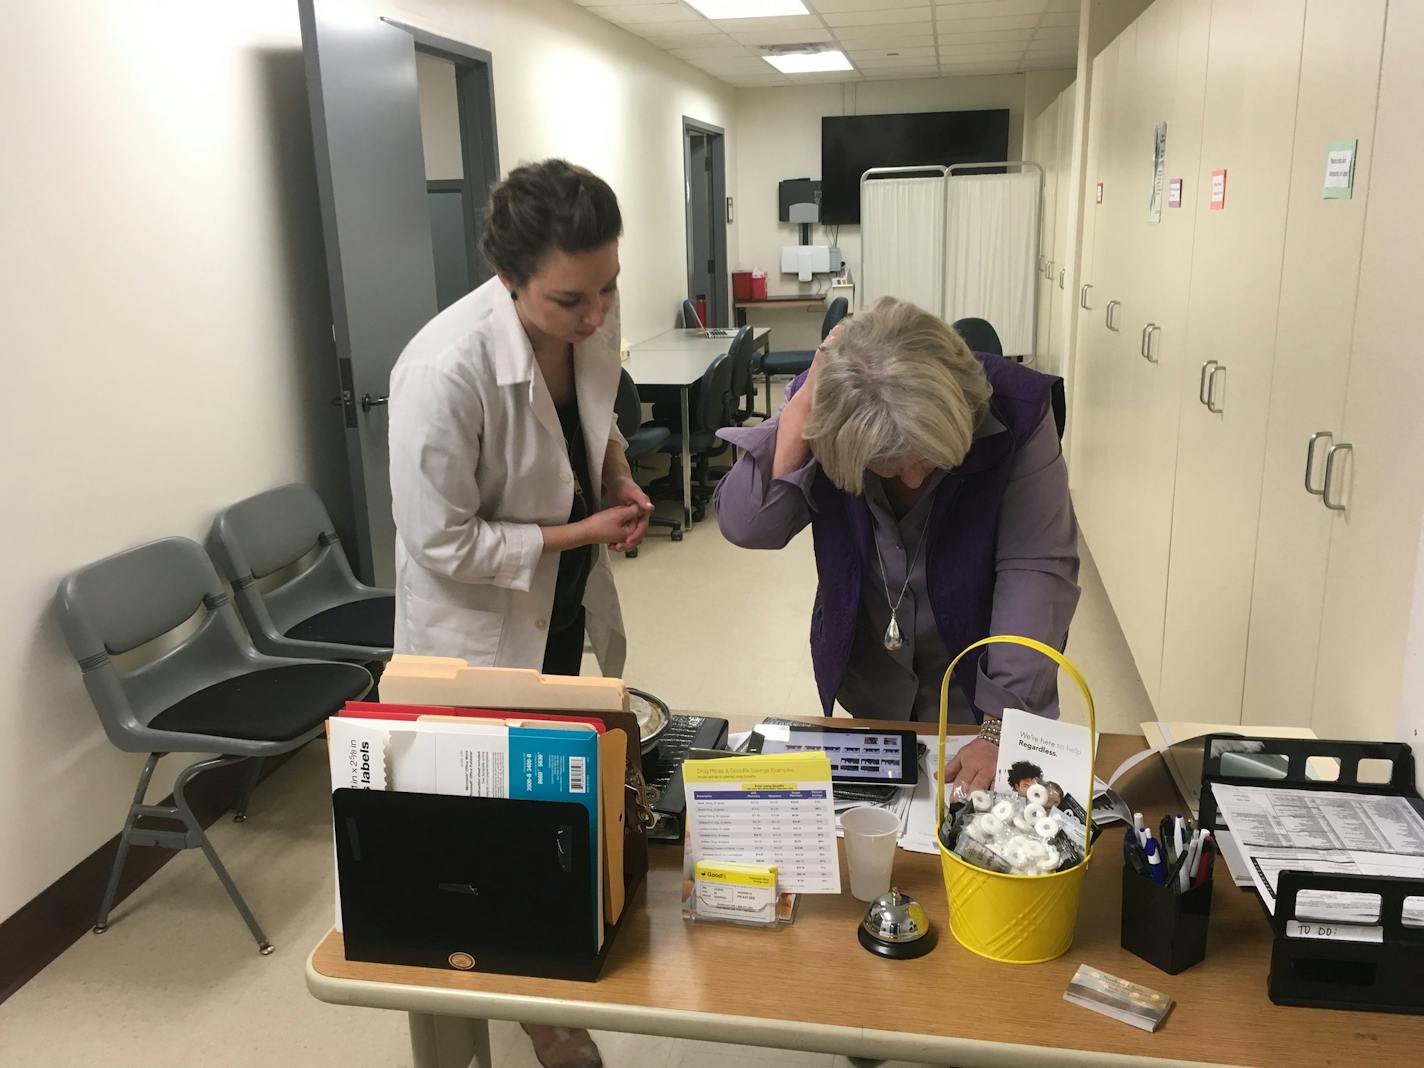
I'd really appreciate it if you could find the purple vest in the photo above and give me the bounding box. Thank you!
[800,354,1062,718]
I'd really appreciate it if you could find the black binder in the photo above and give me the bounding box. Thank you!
[334,788,599,979]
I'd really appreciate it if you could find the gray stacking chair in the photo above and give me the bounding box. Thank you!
[54,537,373,952]
[207,484,393,664]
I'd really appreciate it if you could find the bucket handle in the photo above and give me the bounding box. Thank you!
[936,635,1097,860]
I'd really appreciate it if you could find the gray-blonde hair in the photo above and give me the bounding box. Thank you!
[804,297,992,495]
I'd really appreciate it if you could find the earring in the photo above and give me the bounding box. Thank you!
[510,290,519,302]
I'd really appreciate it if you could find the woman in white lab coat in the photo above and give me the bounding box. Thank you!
[389,159,652,683]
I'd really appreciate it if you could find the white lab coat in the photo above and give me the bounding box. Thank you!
[388,276,627,675]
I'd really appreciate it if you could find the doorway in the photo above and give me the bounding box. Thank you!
[298,2,499,584]
[683,117,728,328]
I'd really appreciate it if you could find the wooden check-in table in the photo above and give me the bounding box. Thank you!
[307,720,1424,1067]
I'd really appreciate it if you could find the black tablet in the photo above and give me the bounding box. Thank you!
[746,724,919,786]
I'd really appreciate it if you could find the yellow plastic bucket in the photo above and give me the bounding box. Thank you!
[936,635,1097,964]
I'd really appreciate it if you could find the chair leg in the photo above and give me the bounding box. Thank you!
[233,756,264,823]
[172,757,273,953]
[94,753,163,934]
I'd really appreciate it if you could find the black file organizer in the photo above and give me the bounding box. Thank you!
[1198,735,1424,1014]
[336,706,649,982]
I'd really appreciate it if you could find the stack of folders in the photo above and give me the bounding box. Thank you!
[328,658,634,975]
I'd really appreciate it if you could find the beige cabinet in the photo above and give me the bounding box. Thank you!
[1241,0,1388,727]
[1310,0,1424,743]
[1155,0,1307,724]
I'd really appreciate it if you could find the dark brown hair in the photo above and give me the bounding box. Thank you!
[480,159,622,286]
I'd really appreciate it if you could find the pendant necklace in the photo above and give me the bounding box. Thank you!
[872,519,932,651]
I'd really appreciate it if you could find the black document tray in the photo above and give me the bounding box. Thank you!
[334,788,623,981]
[1197,736,1424,1014]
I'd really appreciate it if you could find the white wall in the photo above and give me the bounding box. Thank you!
[732,74,1062,349]
[0,0,733,926]
[1400,523,1424,745]
[416,52,463,180]
[386,0,737,344]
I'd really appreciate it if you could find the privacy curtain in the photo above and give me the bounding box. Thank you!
[944,172,1041,358]
[859,176,946,316]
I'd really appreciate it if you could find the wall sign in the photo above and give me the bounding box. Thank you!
[1148,122,1168,223]
[1323,138,1357,199]
[1096,181,1104,204]
[1210,168,1227,211]
[1168,177,1183,208]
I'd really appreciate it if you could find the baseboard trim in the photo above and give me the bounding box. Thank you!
[0,750,295,1005]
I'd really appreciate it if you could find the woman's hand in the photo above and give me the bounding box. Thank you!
[604,475,653,552]
[770,322,845,478]
[944,737,998,797]
[542,503,642,554]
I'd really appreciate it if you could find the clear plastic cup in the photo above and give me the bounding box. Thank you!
[841,805,901,902]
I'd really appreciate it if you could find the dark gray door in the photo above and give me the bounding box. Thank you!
[298,0,437,584]
[683,117,728,328]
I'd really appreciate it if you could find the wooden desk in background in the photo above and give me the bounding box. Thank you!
[306,720,1424,1067]
[734,294,827,328]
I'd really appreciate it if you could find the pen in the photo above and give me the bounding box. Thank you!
[1144,831,1166,886]
[1134,812,1147,849]
[1178,829,1199,893]
[1173,816,1186,868]
[1123,829,1147,877]
[1194,832,1215,887]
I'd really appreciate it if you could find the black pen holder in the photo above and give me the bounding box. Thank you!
[1120,863,1213,974]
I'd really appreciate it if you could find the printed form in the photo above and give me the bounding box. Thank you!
[683,752,841,894]
[1212,784,1424,933]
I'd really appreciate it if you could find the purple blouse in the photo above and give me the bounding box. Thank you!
[714,409,1080,723]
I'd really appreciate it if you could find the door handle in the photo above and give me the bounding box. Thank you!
[1322,442,1352,512]
[1105,300,1121,331]
[1080,283,1093,310]
[1304,431,1333,495]
[1058,268,1066,289]
[1206,365,1226,413]
[1142,324,1161,363]
[361,393,389,413]
[1198,360,1218,404]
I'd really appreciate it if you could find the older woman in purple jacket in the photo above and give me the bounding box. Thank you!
[713,298,1080,792]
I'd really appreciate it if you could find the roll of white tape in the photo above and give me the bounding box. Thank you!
[1023,802,1047,822]
[1026,783,1049,807]
[970,790,993,813]
[1012,815,1032,832]
[1034,816,1061,839]
[966,820,988,844]
[992,800,1016,823]
[979,814,1005,837]
[1002,839,1030,869]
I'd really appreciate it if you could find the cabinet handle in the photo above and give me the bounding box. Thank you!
[1303,431,1333,495]
[1058,268,1066,290]
[1198,360,1218,404]
[1143,324,1161,363]
[1322,442,1353,512]
[1105,300,1121,331]
[1206,365,1226,413]
[1080,283,1093,309]
[1045,259,1055,279]
[1140,324,1151,357]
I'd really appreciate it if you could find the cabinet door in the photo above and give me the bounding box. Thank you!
[1311,0,1424,743]
[1240,0,1387,727]
[1157,0,1307,724]
[1106,0,1211,703]
[1050,82,1077,378]
[1037,96,1060,367]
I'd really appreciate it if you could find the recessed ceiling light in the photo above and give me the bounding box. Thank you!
[686,0,808,18]
[763,49,853,74]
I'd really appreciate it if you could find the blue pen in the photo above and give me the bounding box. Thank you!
[1144,831,1166,886]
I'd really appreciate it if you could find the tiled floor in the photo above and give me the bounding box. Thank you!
[0,398,1153,1067]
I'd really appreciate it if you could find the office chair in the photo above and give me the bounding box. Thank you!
[759,296,849,415]
[615,368,683,556]
[653,351,737,523]
[207,484,393,667]
[681,299,703,328]
[952,316,1004,357]
[54,537,372,952]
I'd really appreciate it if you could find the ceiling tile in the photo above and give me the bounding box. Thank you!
[806,0,912,10]
[822,7,931,27]
[938,40,1026,55]
[670,44,758,60]
[630,22,727,40]
[1040,11,1079,26]
[640,30,734,48]
[835,25,936,46]
[933,0,1046,16]
[937,28,1035,43]
[1045,0,1081,10]
[933,14,1039,30]
[714,15,825,33]
[584,3,696,24]
[847,45,939,61]
[862,66,942,80]
[727,28,836,45]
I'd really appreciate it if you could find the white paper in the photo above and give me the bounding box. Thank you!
[1324,148,1355,189]
[1212,784,1424,927]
